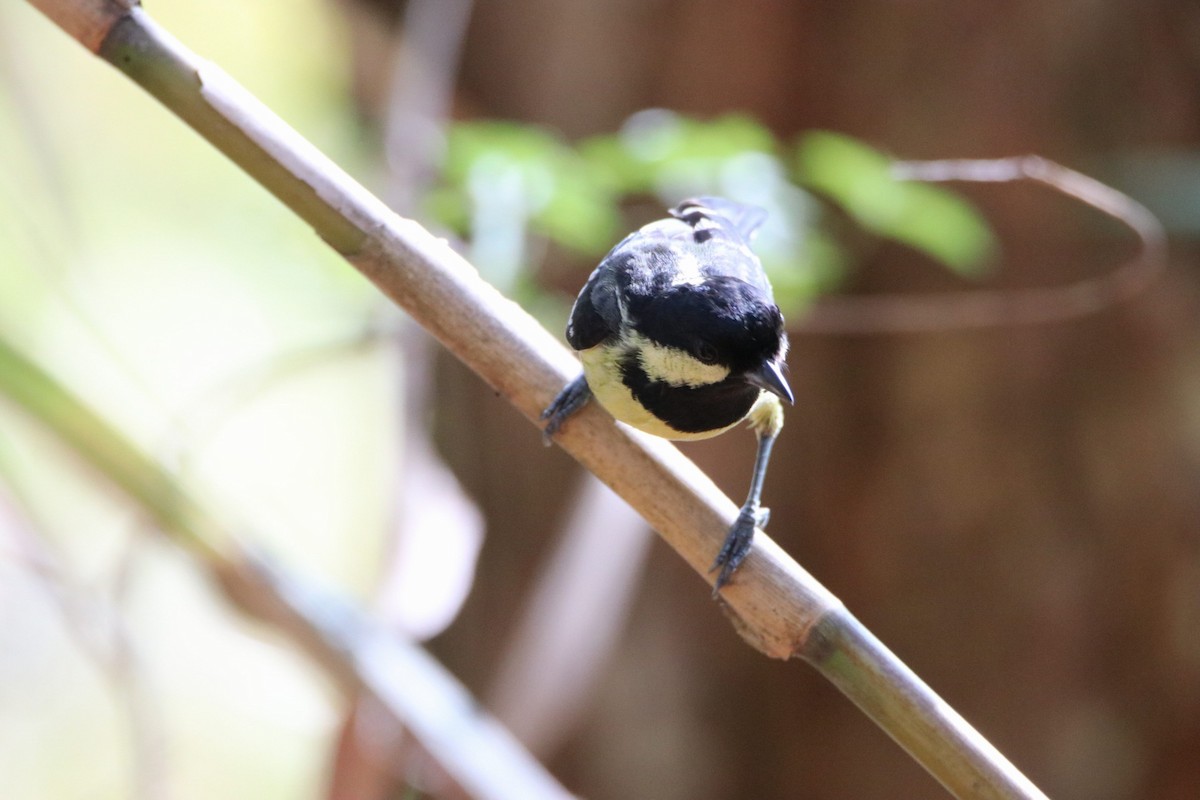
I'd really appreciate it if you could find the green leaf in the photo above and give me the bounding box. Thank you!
[794,131,995,275]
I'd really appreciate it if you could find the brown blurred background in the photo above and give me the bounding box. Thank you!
[342,1,1200,798]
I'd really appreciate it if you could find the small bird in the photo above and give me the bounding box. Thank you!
[541,197,793,592]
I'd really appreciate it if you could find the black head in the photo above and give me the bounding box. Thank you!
[629,276,788,377]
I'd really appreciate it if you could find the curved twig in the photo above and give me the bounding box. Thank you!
[800,156,1167,333]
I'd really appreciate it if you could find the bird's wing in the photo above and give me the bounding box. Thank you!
[565,241,631,350]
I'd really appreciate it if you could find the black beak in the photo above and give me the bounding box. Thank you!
[745,359,794,405]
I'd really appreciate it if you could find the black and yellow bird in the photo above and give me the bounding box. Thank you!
[541,197,793,591]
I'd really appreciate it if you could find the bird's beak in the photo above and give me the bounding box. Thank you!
[745,359,794,405]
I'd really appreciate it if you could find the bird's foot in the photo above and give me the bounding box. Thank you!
[540,376,591,445]
[710,504,769,595]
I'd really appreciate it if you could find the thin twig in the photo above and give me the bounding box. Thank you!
[376,0,483,644]
[800,155,1167,333]
[487,477,650,755]
[381,0,474,213]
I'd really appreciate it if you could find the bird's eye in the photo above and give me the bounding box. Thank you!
[694,342,719,364]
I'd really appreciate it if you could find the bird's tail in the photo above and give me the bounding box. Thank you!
[671,196,768,242]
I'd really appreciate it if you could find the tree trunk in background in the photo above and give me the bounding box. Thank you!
[354,2,1200,797]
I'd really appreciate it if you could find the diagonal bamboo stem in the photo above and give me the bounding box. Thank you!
[19,1,1156,797]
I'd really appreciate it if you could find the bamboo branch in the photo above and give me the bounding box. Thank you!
[16,2,1086,797]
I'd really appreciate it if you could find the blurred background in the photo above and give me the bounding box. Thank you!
[3,1,1200,798]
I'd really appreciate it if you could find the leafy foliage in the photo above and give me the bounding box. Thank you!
[794,131,996,275]
[429,113,997,312]
[427,121,622,261]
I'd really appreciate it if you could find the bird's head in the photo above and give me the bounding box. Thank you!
[627,276,793,403]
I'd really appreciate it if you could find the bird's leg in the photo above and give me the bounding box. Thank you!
[540,375,592,444]
[710,429,777,594]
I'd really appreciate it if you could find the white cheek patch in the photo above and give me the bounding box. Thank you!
[637,338,730,387]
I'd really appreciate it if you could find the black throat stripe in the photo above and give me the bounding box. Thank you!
[619,353,760,434]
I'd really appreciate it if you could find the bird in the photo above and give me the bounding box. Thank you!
[540,196,793,593]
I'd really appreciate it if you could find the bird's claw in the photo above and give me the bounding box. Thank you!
[540,376,591,445]
[710,504,769,595]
